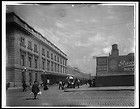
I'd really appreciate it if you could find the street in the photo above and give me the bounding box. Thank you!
[6,85,134,107]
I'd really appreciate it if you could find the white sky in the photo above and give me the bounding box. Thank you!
[6,3,135,76]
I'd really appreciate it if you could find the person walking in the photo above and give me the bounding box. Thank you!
[43,82,48,90]
[58,81,62,90]
[62,81,65,90]
[32,81,40,99]
[77,79,80,88]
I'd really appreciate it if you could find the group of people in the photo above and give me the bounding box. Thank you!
[21,78,82,99]
[58,78,81,89]
[22,79,51,99]
[88,79,96,87]
[22,81,40,99]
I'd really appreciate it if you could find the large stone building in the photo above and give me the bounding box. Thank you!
[6,12,68,87]
[95,44,134,86]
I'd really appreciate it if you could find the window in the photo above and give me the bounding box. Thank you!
[47,60,50,71]
[28,57,32,67]
[60,66,62,73]
[64,60,65,66]
[63,60,64,65]
[57,56,59,62]
[58,64,59,72]
[62,66,63,73]
[64,60,66,66]
[55,55,56,61]
[56,64,58,72]
[27,41,32,50]
[51,53,53,60]
[35,73,38,81]
[55,63,57,72]
[42,58,45,70]
[60,58,62,64]
[20,37,26,47]
[34,44,38,53]
[63,67,65,73]
[21,54,25,66]
[62,67,64,73]
[47,51,50,58]
[64,67,65,73]
[51,62,53,71]
[42,48,45,56]
[65,60,67,66]
[35,58,38,68]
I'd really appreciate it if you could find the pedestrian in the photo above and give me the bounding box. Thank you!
[6,82,10,91]
[47,79,50,85]
[22,81,27,92]
[43,82,48,90]
[77,79,80,88]
[58,81,62,90]
[32,81,40,99]
[62,81,65,90]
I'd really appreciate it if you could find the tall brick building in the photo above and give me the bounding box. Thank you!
[95,44,134,86]
[6,12,68,87]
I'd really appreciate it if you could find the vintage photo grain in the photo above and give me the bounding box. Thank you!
[2,1,139,108]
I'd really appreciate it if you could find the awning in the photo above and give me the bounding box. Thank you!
[42,72,69,78]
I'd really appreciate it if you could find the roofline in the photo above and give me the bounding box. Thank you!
[6,12,67,58]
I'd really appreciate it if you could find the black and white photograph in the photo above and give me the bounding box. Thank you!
[2,1,139,108]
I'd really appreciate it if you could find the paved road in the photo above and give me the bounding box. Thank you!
[6,85,134,107]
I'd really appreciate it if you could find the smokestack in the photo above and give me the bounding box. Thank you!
[111,44,119,57]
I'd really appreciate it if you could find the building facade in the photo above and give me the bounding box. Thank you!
[95,44,134,86]
[6,12,68,87]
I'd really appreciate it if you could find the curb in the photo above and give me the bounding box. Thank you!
[64,87,135,92]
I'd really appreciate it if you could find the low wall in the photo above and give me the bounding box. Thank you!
[95,75,134,87]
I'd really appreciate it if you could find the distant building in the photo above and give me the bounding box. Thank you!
[66,65,90,80]
[95,44,134,86]
[6,12,68,87]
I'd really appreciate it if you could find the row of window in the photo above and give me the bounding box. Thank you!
[20,37,67,65]
[21,53,66,73]
[20,37,38,53]
[42,60,66,73]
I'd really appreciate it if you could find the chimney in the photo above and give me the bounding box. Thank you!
[111,44,119,57]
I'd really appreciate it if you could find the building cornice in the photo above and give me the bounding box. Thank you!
[6,12,67,59]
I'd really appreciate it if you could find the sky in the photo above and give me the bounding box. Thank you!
[6,3,135,76]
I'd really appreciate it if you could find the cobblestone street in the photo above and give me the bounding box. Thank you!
[6,85,134,107]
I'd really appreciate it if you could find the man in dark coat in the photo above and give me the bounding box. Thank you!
[58,81,62,90]
[32,81,40,99]
[62,81,65,90]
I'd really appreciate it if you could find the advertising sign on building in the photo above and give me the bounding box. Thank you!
[118,59,134,72]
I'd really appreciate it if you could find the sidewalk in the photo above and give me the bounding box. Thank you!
[64,85,135,92]
[8,87,22,90]
[7,84,57,90]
